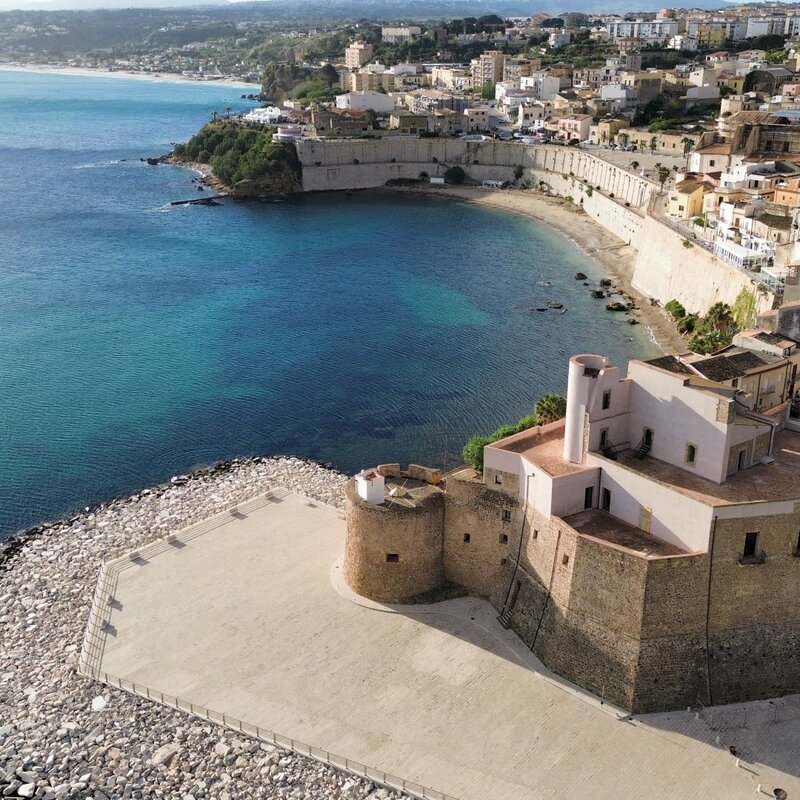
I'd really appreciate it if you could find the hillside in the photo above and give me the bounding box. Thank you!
[173,119,302,198]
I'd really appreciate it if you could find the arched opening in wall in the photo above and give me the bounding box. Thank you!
[419,171,429,180]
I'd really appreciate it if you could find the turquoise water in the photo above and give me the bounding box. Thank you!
[0,69,657,536]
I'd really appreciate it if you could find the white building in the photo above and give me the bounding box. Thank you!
[520,72,561,101]
[605,19,679,43]
[381,26,422,44]
[335,90,396,114]
[243,106,284,125]
[549,31,572,48]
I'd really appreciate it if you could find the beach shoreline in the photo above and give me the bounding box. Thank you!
[0,62,259,89]
[386,184,685,354]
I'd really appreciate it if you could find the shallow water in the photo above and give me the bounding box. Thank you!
[0,69,658,536]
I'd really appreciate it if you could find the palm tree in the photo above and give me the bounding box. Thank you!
[681,136,694,156]
[534,394,567,424]
[650,135,658,154]
[656,165,670,192]
[705,302,737,338]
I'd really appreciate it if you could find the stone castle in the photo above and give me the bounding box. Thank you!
[343,353,800,713]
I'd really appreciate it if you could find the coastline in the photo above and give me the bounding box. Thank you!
[387,184,685,354]
[0,455,380,800]
[0,63,259,89]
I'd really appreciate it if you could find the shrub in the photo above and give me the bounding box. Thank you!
[693,216,704,226]
[665,299,686,319]
[444,165,466,185]
[682,239,693,249]
[535,394,567,424]
[463,436,493,471]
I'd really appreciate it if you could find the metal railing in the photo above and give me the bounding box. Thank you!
[83,669,460,800]
[78,487,459,800]
[695,695,800,732]
[79,489,288,678]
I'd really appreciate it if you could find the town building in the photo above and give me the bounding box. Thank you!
[335,90,395,114]
[344,41,374,70]
[381,26,422,44]
[344,352,800,713]
[471,50,507,87]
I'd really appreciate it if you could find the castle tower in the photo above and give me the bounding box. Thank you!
[563,354,609,464]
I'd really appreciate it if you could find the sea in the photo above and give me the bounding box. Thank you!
[0,68,658,537]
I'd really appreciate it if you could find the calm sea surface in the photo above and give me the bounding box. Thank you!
[0,68,658,537]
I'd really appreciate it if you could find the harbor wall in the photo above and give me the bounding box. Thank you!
[295,138,774,315]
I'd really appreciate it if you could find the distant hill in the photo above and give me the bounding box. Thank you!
[0,0,728,15]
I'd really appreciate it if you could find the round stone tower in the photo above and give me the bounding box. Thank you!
[343,465,445,603]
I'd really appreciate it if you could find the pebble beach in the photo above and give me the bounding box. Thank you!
[0,457,401,800]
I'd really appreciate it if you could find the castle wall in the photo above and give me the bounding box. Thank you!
[442,472,520,597]
[706,510,800,704]
[634,553,711,712]
[343,478,444,603]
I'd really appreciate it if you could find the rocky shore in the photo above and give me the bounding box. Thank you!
[1,457,399,800]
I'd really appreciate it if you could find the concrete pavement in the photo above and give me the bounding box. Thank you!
[86,489,800,800]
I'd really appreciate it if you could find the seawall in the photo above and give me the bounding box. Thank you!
[295,138,774,318]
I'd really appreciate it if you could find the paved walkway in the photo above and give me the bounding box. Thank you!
[87,490,800,800]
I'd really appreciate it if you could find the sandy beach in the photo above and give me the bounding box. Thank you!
[0,63,259,90]
[391,184,686,354]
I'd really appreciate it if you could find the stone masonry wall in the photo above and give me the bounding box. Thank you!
[634,554,711,712]
[707,510,800,704]
[343,478,444,603]
[442,471,520,597]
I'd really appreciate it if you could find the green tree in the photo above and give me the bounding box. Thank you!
[732,288,757,330]
[705,302,737,338]
[656,165,670,192]
[650,135,658,154]
[480,82,495,100]
[534,394,567,424]
[513,164,524,182]
[317,62,340,86]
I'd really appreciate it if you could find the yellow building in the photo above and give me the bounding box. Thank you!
[696,26,727,48]
[668,178,709,219]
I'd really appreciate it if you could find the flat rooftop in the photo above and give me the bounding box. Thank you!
[489,421,586,477]
[611,428,800,506]
[85,490,800,800]
[563,509,688,557]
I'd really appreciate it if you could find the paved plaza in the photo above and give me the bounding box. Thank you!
[85,489,800,800]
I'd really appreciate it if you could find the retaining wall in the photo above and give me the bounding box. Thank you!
[296,137,775,317]
[632,216,774,316]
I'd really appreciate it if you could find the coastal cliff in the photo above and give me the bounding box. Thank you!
[171,119,301,199]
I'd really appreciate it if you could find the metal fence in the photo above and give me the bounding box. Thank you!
[84,669,460,800]
[78,488,459,800]
[695,695,800,732]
